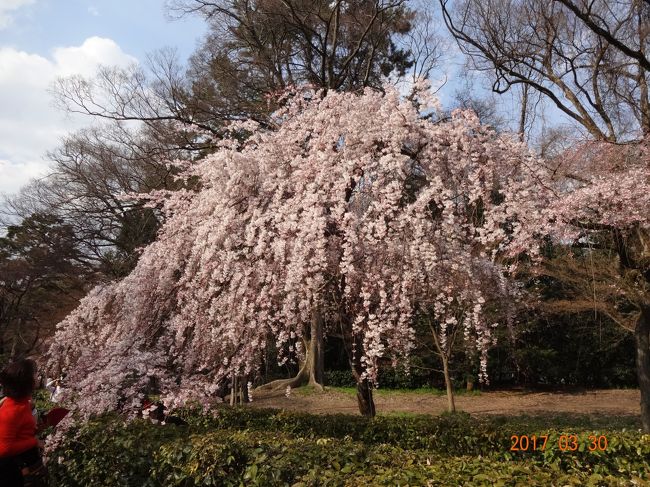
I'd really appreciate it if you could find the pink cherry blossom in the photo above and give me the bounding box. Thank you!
[46,85,584,417]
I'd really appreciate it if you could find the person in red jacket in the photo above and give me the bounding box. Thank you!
[0,359,41,487]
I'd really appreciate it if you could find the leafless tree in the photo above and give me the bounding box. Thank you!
[451,81,508,132]
[401,1,447,83]
[439,0,650,141]
[52,48,235,139]
[554,0,650,71]
[1,123,184,277]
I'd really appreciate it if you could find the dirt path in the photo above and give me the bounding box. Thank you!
[250,388,641,417]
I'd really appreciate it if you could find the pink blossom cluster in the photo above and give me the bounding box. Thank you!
[510,139,650,249]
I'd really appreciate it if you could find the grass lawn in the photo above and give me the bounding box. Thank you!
[320,385,482,397]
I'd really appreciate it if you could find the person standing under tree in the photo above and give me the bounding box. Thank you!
[0,359,48,487]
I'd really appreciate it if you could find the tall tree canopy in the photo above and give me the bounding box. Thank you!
[174,0,416,93]
[2,125,174,278]
[7,0,439,282]
[47,85,547,417]
[0,214,88,360]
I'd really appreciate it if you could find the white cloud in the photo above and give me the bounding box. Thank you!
[53,36,136,76]
[0,37,138,195]
[0,158,48,193]
[0,0,36,29]
[88,5,99,16]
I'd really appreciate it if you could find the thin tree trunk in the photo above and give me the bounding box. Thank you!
[230,373,237,406]
[519,83,529,141]
[430,323,456,414]
[308,308,325,388]
[637,68,649,136]
[636,304,650,433]
[441,354,456,413]
[638,2,650,136]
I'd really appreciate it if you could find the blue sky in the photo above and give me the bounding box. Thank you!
[0,0,206,63]
[0,0,566,198]
[0,0,207,195]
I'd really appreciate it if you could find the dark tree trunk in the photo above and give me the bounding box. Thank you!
[356,378,376,417]
[518,83,529,140]
[636,304,650,433]
[241,374,250,403]
[348,349,376,417]
[637,2,650,136]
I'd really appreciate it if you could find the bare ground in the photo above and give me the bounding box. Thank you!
[250,388,641,417]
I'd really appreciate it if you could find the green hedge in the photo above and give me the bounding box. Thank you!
[176,407,506,454]
[49,408,650,486]
[324,363,432,389]
[324,370,357,388]
[151,431,647,486]
[47,415,179,487]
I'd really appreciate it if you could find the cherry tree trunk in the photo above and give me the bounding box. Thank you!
[636,304,650,433]
[256,308,325,392]
[240,375,250,403]
[356,377,376,417]
[347,346,376,417]
[229,373,238,405]
[350,362,376,417]
[309,307,325,387]
[441,354,456,414]
[228,374,251,404]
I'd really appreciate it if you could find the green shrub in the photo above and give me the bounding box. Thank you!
[178,407,490,452]
[324,370,357,388]
[49,408,650,486]
[324,362,432,389]
[152,431,372,486]
[153,431,644,487]
[48,414,181,487]
[32,388,56,412]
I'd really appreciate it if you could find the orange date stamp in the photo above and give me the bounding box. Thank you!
[510,434,608,452]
